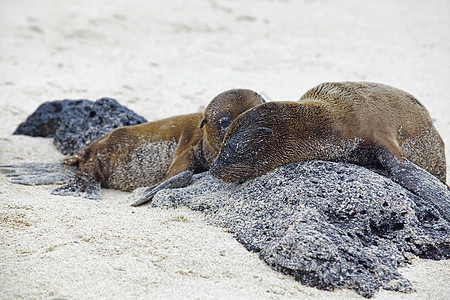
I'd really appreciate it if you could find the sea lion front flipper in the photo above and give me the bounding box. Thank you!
[375,147,450,221]
[130,170,194,207]
[51,173,101,200]
[1,162,76,185]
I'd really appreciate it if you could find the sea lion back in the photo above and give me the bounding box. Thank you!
[299,82,446,182]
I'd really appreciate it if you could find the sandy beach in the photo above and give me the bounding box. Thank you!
[1,0,449,299]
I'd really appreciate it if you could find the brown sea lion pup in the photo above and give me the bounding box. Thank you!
[2,89,264,205]
[210,82,450,221]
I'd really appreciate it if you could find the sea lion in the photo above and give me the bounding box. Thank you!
[210,82,450,220]
[2,89,264,205]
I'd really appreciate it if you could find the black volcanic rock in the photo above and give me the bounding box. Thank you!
[148,160,450,298]
[14,98,147,155]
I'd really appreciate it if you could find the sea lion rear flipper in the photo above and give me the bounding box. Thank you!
[0,162,76,185]
[375,147,450,221]
[130,170,194,207]
[51,173,101,200]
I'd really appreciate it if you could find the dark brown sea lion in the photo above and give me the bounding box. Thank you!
[210,82,449,220]
[2,89,264,205]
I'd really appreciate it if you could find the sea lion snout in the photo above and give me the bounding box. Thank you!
[209,162,251,184]
[210,122,277,183]
[210,138,240,182]
[210,135,258,183]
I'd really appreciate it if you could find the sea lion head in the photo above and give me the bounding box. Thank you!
[200,89,265,165]
[210,102,296,183]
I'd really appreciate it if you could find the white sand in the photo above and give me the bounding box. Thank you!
[1,0,449,299]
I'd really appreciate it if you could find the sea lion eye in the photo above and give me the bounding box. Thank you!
[218,116,232,130]
[256,126,273,134]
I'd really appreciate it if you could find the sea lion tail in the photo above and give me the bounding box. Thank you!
[0,162,76,185]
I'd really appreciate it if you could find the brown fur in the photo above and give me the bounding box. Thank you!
[66,89,264,191]
[201,89,266,164]
[210,82,446,184]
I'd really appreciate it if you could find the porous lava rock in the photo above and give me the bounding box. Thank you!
[14,98,147,155]
[149,161,450,298]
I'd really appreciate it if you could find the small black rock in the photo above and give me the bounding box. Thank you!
[14,98,147,155]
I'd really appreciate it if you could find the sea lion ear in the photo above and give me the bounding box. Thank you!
[256,126,273,134]
[200,118,207,128]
